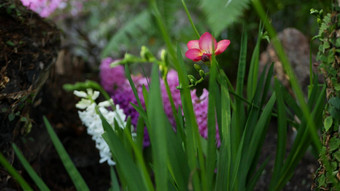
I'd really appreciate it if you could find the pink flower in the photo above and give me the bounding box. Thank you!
[185,32,230,62]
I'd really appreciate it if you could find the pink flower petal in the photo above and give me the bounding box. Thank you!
[185,49,203,62]
[187,40,199,49]
[199,32,216,54]
[215,40,230,55]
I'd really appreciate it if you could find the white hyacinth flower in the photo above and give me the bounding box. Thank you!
[73,89,131,166]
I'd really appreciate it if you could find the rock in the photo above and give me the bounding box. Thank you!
[259,28,321,95]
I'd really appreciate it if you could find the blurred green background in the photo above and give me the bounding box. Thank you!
[52,0,329,83]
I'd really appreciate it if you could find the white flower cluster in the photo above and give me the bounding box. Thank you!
[74,89,127,166]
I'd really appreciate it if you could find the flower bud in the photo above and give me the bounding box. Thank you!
[161,49,168,63]
[140,46,154,61]
[194,64,201,71]
[187,75,197,84]
[199,70,205,77]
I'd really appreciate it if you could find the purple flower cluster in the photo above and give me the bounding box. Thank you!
[99,58,127,94]
[99,58,220,146]
[20,0,85,17]
[21,0,66,17]
[191,89,220,146]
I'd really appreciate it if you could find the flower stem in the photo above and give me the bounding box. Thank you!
[181,0,200,39]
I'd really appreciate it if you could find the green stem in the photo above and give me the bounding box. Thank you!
[309,40,314,86]
[163,77,185,141]
[181,0,200,39]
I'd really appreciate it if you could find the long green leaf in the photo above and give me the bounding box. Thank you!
[282,87,303,119]
[206,55,218,190]
[147,64,168,191]
[0,152,32,191]
[125,64,143,108]
[165,117,189,191]
[247,24,263,100]
[246,157,270,191]
[176,44,205,191]
[136,116,145,153]
[12,144,50,191]
[181,0,200,38]
[261,63,274,106]
[269,79,287,188]
[103,108,153,191]
[109,167,120,191]
[163,78,185,142]
[272,84,326,190]
[245,93,276,173]
[43,116,89,191]
[230,125,247,191]
[215,70,232,191]
[232,28,247,151]
[236,28,247,110]
[99,113,150,191]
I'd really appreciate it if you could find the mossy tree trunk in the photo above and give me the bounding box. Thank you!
[312,1,340,190]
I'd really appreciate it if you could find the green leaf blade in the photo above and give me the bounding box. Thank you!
[99,113,150,191]
[43,116,89,191]
[147,64,169,191]
[12,144,50,191]
[0,152,33,191]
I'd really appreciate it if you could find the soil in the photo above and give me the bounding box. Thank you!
[0,1,318,191]
[0,0,60,161]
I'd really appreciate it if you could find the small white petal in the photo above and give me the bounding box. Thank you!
[76,99,92,109]
[92,91,100,100]
[87,89,93,96]
[73,90,87,98]
[98,99,113,107]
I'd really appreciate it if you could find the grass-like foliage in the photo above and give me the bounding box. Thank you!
[0,0,327,190]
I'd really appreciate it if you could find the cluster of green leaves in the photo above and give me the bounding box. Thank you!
[313,8,340,133]
[312,5,340,190]
[317,135,340,188]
